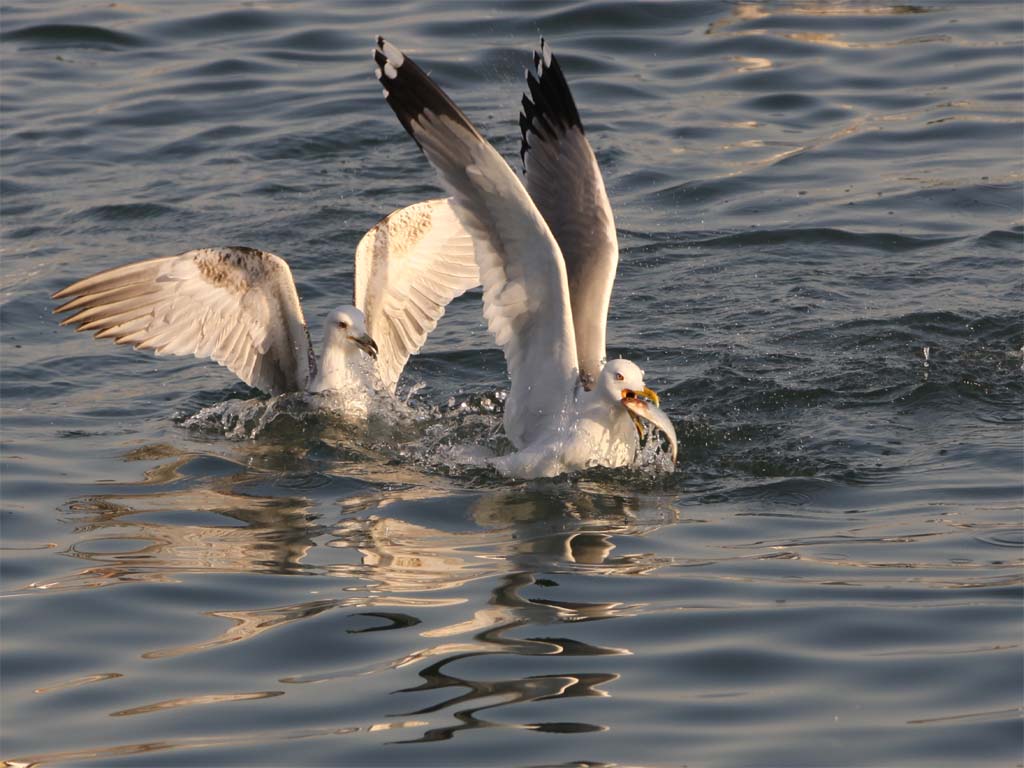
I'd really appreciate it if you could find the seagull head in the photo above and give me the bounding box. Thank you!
[598,359,678,462]
[325,306,378,359]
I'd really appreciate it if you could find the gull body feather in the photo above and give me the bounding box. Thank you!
[375,37,677,476]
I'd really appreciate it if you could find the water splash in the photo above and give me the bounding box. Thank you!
[178,388,423,442]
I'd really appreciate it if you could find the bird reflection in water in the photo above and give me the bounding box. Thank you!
[43,445,678,742]
[34,470,319,594]
[320,490,677,742]
[387,572,621,743]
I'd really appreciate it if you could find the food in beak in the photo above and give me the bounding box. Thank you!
[351,334,379,359]
[621,389,678,462]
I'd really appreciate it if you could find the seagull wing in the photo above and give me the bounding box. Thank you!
[375,37,578,449]
[520,39,619,389]
[52,246,315,395]
[354,198,480,393]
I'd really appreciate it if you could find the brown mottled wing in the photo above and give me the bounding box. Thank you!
[354,198,479,393]
[520,39,618,389]
[52,247,314,394]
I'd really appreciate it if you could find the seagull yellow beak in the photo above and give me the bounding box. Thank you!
[621,387,677,463]
[620,387,660,407]
[640,387,659,406]
[350,333,379,359]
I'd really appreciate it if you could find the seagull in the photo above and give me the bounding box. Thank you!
[52,198,479,407]
[374,37,677,478]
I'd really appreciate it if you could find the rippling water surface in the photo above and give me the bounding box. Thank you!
[2,2,1022,766]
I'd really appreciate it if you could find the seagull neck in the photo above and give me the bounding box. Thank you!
[577,385,625,423]
[310,337,368,393]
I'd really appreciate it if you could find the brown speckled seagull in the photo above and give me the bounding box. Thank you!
[53,199,479,403]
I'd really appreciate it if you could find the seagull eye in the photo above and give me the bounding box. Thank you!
[615,373,624,381]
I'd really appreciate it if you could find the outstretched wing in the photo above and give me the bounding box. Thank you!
[354,198,479,393]
[52,247,314,395]
[374,37,578,449]
[520,39,618,389]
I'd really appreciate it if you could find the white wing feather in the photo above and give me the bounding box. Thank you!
[354,198,479,393]
[521,39,618,389]
[53,247,314,394]
[375,38,579,448]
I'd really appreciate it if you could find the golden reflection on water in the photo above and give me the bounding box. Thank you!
[25,487,317,592]
[729,55,773,72]
[32,672,123,695]
[26,447,682,744]
[109,690,284,717]
[2,719,432,768]
[706,0,933,38]
[143,599,338,660]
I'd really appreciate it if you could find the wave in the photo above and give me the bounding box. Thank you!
[2,23,148,49]
[691,227,959,251]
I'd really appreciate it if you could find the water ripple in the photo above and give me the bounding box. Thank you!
[2,23,149,49]
[3,1,1022,765]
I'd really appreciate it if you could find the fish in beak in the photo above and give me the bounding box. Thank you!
[350,333,379,359]
[621,387,678,462]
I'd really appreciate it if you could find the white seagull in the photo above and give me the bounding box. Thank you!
[374,37,677,478]
[52,198,479,406]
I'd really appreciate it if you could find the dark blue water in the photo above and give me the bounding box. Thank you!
[2,2,1022,766]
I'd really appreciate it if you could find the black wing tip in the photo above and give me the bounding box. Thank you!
[519,37,584,172]
[373,35,479,150]
[373,36,422,148]
[372,37,392,83]
[535,37,550,73]
[518,106,531,165]
[532,39,582,130]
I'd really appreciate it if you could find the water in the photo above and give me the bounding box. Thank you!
[2,1,1022,765]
